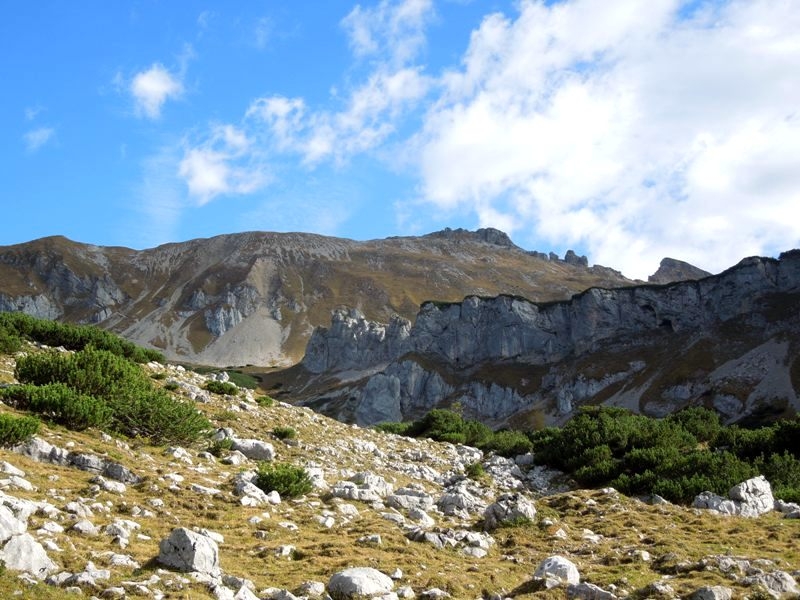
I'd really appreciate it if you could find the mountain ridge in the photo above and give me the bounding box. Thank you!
[264,250,800,428]
[0,229,638,368]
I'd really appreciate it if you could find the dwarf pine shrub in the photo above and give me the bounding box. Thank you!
[205,380,238,395]
[0,413,40,446]
[13,346,209,444]
[0,312,163,363]
[271,426,297,440]
[0,383,110,431]
[255,462,313,498]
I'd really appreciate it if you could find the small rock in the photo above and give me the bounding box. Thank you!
[534,555,580,588]
[690,586,732,600]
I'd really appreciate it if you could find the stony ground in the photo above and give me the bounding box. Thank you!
[0,351,798,599]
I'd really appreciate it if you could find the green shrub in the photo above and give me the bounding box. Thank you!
[150,372,167,380]
[13,346,209,444]
[272,426,297,440]
[255,462,313,498]
[0,383,110,430]
[207,437,234,457]
[0,328,22,354]
[256,395,274,407]
[406,408,465,440]
[438,431,467,445]
[484,429,533,458]
[463,420,494,448]
[0,312,164,363]
[666,406,722,443]
[0,413,40,446]
[465,461,486,480]
[225,371,259,390]
[205,380,238,395]
[374,421,412,435]
[164,382,179,391]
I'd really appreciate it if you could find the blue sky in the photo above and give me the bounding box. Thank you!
[2,0,799,278]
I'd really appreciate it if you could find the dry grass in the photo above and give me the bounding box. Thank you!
[0,353,797,599]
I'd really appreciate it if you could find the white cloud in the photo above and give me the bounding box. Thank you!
[23,127,55,153]
[341,0,433,65]
[178,125,266,205]
[406,0,800,278]
[130,64,184,119]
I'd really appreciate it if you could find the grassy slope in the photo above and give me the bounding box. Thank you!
[0,351,797,599]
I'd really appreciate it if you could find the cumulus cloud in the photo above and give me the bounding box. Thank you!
[23,127,55,153]
[240,0,434,164]
[130,64,184,119]
[246,66,430,164]
[407,0,800,277]
[178,125,266,205]
[177,0,434,202]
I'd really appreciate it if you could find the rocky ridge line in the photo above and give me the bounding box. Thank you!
[284,250,800,426]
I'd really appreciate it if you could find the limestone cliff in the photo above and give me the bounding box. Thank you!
[0,230,634,367]
[269,251,800,427]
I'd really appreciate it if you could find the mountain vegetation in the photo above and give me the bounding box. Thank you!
[0,319,797,599]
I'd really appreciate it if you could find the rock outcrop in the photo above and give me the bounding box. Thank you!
[649,257,712,284]
[277,250,800,426]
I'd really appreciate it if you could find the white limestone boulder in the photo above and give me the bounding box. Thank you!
[0,533,58,579]
[534,555,580,588]
[328,567,394,599]
[158,527,221,576]
[231,439,275,462]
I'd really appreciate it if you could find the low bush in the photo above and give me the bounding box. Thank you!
[374,421,412,435]
[272,426,297,440]
[0,328,22,354]
[529,406,800,505]
[0,383,110,431]
[256,395,274,407]
[206,437,234,457]
[0,312,163,363]
[0,413,40,446]
[465,461,486,480]
[13,346,209,444]
[205,380,238,395]
[255,462,313,498]
[377,408,532,458]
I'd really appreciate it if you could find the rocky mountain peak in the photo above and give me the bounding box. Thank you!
[421,227,517,247]
[648,257,712,284]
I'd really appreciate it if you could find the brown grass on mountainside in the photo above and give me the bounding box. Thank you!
[0,348,797,599]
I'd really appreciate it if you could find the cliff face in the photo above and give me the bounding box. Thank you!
[0,229,634,367]
[272,251,800,427]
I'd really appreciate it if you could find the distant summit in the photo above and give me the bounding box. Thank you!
[648,257,712,284]
[421,227,516,248]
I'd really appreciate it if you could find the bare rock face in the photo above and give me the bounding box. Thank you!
[1,533,58,579]
[692,476,776,518]
[483,493,537,531]
[285,250,800,427]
